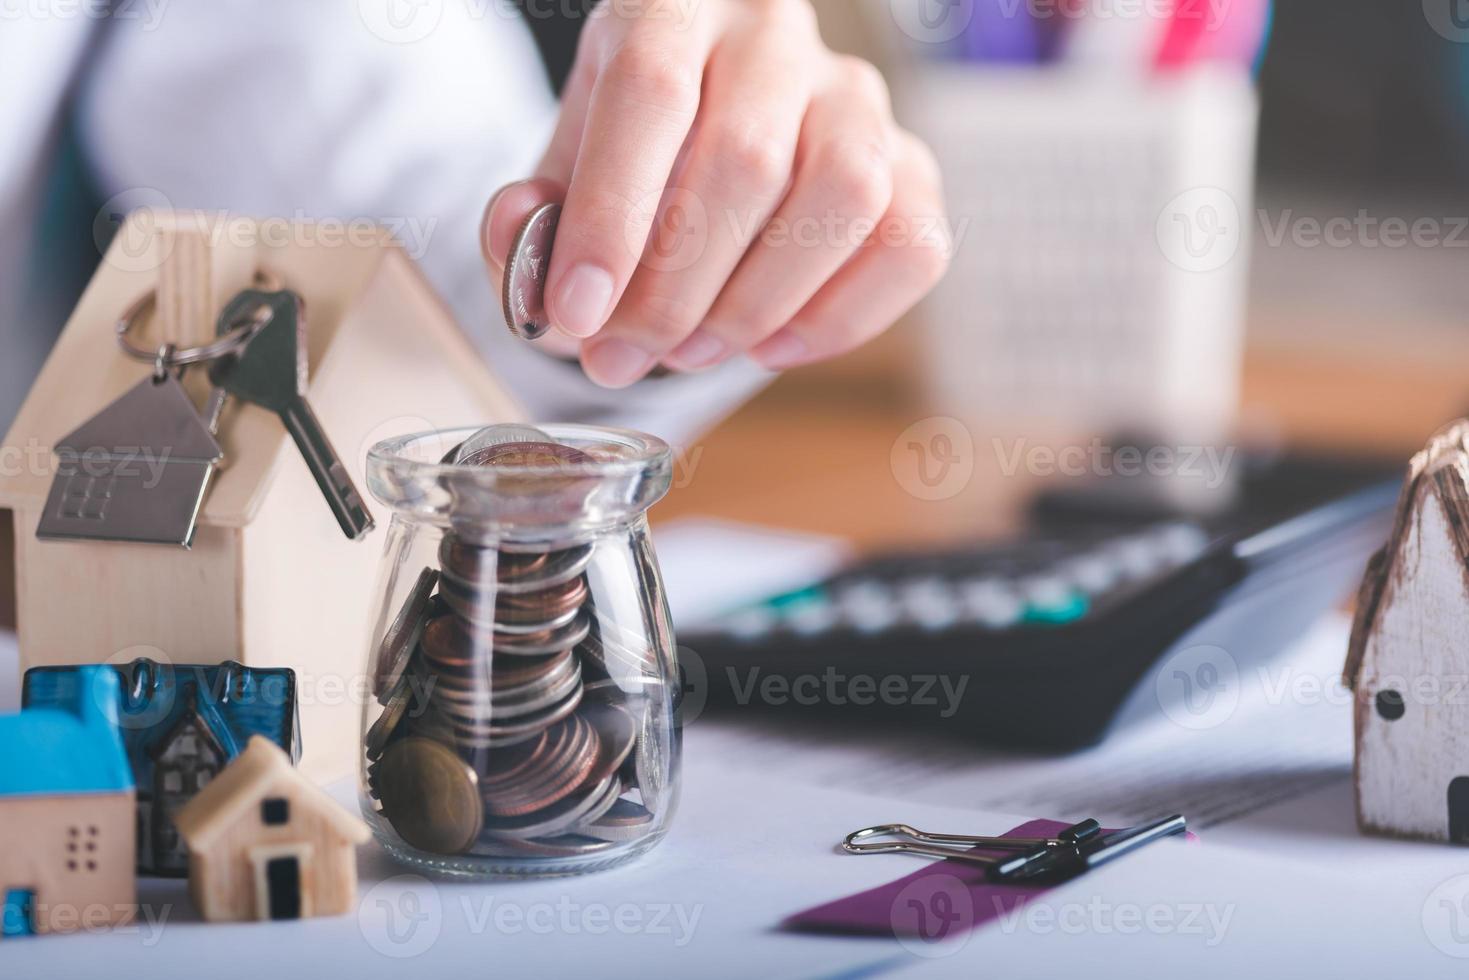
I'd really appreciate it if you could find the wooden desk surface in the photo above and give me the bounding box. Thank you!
[651,337,1468,550]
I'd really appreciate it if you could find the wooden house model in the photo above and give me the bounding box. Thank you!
[23,658,299,876]
[0,210,522,780]
[175,735,369,922]
[1345,420,1469,843]
[0,667,135,938]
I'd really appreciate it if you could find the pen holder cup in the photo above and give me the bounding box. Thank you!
[360,424,680,877]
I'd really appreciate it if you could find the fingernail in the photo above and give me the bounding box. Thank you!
[482,183,518,266]
[664,331,728,371]
[751,330,810,370]
[582,338,656,388]
[553,264,616,339]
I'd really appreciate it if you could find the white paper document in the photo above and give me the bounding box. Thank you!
[6,616,1469,978]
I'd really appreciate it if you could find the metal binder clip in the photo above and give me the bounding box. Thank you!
[842,814,1187,883]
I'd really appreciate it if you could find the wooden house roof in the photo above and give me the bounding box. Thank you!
[1344,420,1469,689]
[174,735,369,851]
[0,210,520,526]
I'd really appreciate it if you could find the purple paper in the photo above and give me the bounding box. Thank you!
[783,819,1089,940]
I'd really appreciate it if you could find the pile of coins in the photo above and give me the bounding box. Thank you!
[364,427,662,860]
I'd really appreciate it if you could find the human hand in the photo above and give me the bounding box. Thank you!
[482,0,950,387]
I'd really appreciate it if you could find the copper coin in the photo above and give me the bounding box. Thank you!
[473,728,549,787]
[420,614,485,669]
[461,441,593,469]
[439,539,546,590]
[435,573,588,632]
[449,684,584,744]
[583,799,655,842]
[494,577,589,626]
[366,677,414,762]
[429,651,574,704]
[494,649,575,688]
[451,424,555,464]
[491,661,584,719]
[433,660,580,720]
[481,774,622,841]
[579,701,639,788]
[441,541,596,596]
[502,202,559,341]
[374,567,438,703]
[480,713,598,818]
[490,611,593,656]
[497,544,595,592]
[434,577,499,630]
[377,736,483,855]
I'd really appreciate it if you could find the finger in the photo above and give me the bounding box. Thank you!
[749,133,951,370]
[584,21,816,385]
[534,51,596,184]
[665,57,896,372]
[544,17,721,342]
[481,177,566,273]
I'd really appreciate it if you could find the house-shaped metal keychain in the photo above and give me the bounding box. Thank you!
[36,371,223,548]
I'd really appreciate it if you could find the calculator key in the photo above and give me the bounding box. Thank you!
[960,580,1025,629]
[723,607,776,640]
[788,600,840,636]
[836,583,901,635]
[897,578,960,633]
[1111,536,1164,579]
[1154,523,1209,563]
[1063,553,1120,594]
[1022,590,1089,625]
[1021,575,1071,608]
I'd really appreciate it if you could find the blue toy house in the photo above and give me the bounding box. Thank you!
[23,659,299,877]
[0,667,135,938]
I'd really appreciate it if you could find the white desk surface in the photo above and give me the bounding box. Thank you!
[5,618,1469,979]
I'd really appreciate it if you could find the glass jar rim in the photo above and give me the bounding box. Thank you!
[365,423,675,534]
[367,423,672,480]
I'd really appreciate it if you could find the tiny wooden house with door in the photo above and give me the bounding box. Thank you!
[0,210,521,779]
[23,658,300,876]
[175,736,369,922]
[1346,420,1469,843]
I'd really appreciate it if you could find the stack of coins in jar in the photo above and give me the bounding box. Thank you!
[361,424,677,875]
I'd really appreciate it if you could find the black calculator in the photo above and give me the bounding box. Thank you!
[678,452,1400,750]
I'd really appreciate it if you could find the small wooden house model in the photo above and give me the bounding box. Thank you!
[0,667,135,938]
[175,735,369,922]
[0,211,521,779]
[23,658,299,876]
[1346,420,1469,843]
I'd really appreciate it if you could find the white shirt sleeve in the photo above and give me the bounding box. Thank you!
[77,1,770,446]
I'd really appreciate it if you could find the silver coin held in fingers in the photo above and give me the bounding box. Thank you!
[502,202,561,341]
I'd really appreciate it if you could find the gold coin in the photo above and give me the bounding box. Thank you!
[377,736,484,855]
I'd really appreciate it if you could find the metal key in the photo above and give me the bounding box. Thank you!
[208,288,375,540]
[204,291,277,440]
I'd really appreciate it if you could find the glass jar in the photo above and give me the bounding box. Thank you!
[359,424,679,877]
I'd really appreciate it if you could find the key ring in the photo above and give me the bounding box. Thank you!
[115,269,282,370]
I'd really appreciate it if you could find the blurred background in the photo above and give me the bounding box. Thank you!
[653,0,1469,550]
[10,0,1469,559]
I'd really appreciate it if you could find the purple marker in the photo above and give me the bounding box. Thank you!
[961,0,1045,63]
